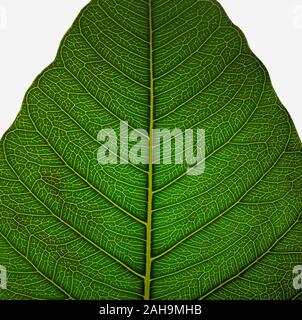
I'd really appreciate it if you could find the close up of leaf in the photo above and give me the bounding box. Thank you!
[0,0,302,300]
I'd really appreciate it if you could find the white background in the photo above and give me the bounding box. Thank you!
[0,0,301,139]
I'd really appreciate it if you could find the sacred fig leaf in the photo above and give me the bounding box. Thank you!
[0,0,302,300]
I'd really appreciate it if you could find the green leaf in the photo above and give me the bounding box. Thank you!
[0,0,302,300]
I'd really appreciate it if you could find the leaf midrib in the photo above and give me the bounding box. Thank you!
[144,0,154,301]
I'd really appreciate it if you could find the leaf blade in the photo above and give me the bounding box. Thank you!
[0,0,301,300]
